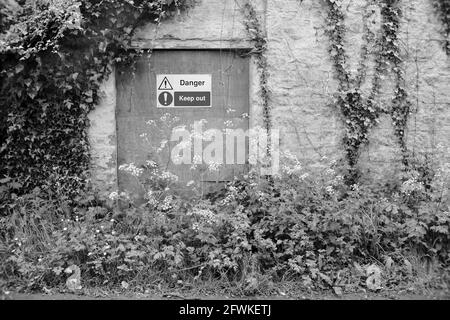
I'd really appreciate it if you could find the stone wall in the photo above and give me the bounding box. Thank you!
[89,0,450,195]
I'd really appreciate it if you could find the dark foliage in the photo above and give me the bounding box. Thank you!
[0,0,192,193]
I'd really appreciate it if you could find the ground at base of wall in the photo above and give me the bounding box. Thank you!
[3,291,449,300]
[2,283,449,300]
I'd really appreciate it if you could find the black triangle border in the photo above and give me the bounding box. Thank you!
[158,76,173,90]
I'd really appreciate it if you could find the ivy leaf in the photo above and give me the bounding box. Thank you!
[0,177,11,184]
[10,182,22,189]
[27,90,37,99]
[15,64,24,74]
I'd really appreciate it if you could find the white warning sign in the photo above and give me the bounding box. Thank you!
[156,74,212,108]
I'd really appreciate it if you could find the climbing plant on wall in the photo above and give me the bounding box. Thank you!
[241,0,271,134]
[0,0,193,194]
[323,0,412,183]
[0,0,19,33]
[240,0,275,163]
[432,0,450,55]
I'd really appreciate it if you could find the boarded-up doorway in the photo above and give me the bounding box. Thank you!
[116,50,250,197]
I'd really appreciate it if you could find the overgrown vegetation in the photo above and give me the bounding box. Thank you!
[1,153,449,294]
[0,0,449,297]
[1,115,449,294]
[0,0,193,192]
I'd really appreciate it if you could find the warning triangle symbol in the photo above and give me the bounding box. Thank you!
[158,77,173,90]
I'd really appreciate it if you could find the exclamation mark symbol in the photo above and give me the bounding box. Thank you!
[164,79,168,89]
[159,91,172,106]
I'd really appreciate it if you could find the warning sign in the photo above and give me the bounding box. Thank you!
[158,77,173,90]
[156,74,212,108]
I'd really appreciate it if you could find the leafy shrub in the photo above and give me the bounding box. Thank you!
[1,148,448,292]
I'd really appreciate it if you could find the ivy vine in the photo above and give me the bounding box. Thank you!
[240,0,275,166]
[383,0,412,166]
[323,0,412,182]
[432,0,450,55]
[241,0,271,135]
[0,0,193,193]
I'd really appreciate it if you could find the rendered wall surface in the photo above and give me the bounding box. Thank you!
[88,72,118,195]
[89,0,450,195]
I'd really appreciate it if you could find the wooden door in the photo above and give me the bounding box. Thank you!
[116,50,250,196]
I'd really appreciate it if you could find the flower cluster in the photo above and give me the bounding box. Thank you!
[145,160,158,168]
[160,195,173,211]
[401,171,425,196]
[108,191,130,201]
[192,222,200,231]
[188,207,217,225]
[207,161,221,172]
[224,120,234,128]
[118,163,144,177]
[160,171,179,182]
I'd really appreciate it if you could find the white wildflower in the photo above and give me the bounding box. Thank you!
[401,174,424,196]
[146,160,157,167]
[186,180,195,187]
[119,163,144,177]
[161,171,179,182]
[207,161,221,172]
[224,120,234,127]
[299,173,309,180]
[160,195,173,211]
[109,191,119,201]
[189,207,217,224]
[119,191,130,200]
[160,113,171,122]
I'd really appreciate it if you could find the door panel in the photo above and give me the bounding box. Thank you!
[116,50,250,196]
